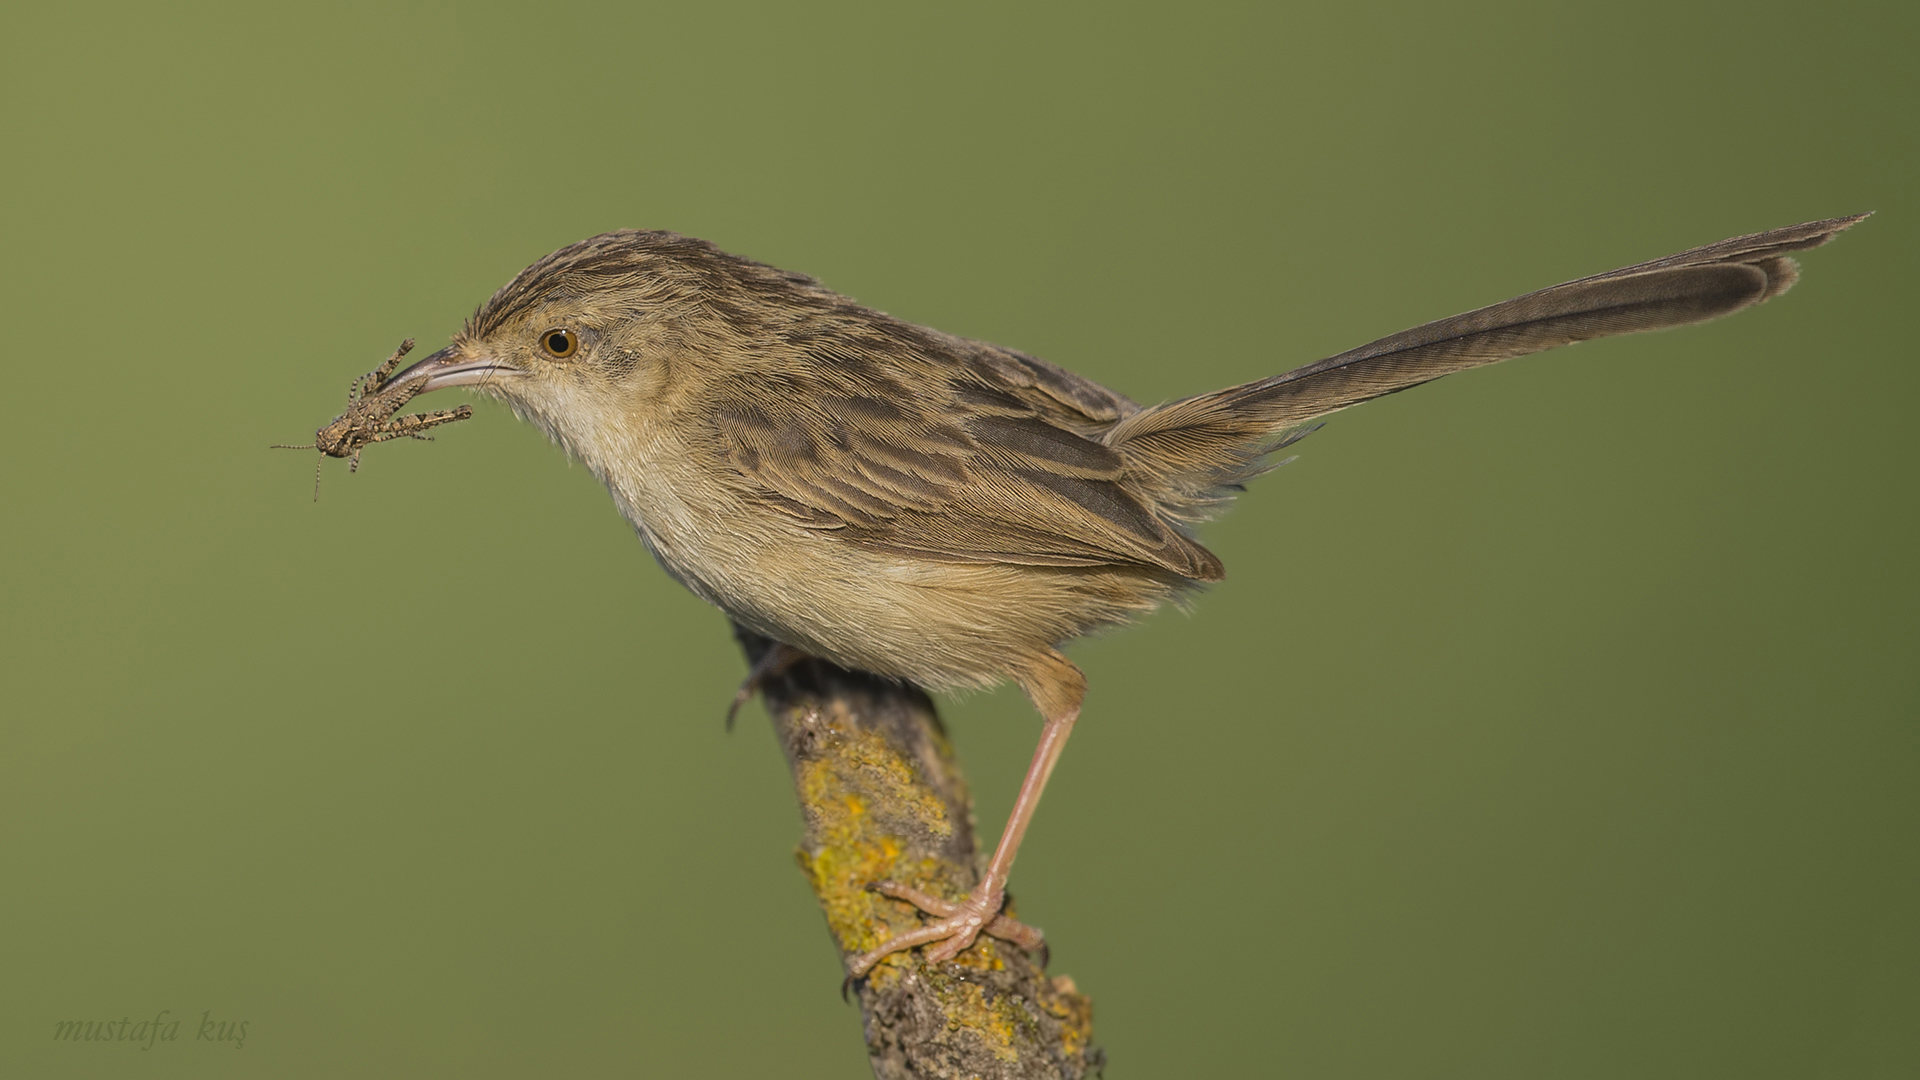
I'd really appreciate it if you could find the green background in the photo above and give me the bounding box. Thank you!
[3,2,1913,1076]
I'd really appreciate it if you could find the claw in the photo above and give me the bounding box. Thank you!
[725,642,807,731]
[724,679,759,732]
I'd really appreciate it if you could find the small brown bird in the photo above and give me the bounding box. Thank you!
[389,215,1864,977]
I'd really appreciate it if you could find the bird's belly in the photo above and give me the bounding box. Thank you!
[612,479,1177,691]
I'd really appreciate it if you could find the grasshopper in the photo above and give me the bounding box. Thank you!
[274,339,473,500]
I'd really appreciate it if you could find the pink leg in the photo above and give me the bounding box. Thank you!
[846,651,1085,978]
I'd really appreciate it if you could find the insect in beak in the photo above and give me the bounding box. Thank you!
[272,339,474,500]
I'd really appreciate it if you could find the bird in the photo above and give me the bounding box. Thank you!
[387,213,1865,978]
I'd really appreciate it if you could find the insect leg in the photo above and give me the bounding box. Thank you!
[367,339,415,393]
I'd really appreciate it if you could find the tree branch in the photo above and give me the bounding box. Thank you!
[735,626,1101,1079]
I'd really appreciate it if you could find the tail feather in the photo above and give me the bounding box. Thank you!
[1111,214,1867,511]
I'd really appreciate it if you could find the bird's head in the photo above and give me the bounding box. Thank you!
[393,229,831,456]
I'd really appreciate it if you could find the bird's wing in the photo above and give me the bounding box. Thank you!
[707,335,1224,581]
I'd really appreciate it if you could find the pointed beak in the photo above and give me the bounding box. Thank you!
[391,344,522,392]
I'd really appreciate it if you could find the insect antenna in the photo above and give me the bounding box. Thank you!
[270,442,326,500]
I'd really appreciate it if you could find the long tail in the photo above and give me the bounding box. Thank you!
[1110,214,1869,508]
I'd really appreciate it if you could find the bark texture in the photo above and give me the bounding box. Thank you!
[736,627,1101,1079]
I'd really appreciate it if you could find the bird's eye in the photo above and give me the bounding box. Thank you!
[541,328,579,358]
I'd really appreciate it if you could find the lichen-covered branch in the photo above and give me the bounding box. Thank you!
[735,627,1100,1079]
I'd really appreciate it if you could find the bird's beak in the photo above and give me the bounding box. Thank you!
[392,344,521,392]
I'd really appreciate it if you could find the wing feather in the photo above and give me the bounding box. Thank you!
[707,333,1221,580]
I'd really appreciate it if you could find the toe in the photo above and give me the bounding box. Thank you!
[870,880,959,917]
[923,924,981,965]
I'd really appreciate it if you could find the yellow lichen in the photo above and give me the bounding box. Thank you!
[790,714,967,964]
[780,693,1093,1062]
[939,976,1020,1063]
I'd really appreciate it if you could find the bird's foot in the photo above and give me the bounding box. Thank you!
[845,880,1045,978]
[726,642,807,730]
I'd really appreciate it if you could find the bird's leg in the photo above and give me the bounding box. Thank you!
[846,650,1084,977]
[727,641,808,730]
